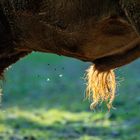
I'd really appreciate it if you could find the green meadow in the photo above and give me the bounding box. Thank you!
[0,53,140,140]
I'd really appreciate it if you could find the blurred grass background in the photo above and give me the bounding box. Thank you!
[0,52,140,140]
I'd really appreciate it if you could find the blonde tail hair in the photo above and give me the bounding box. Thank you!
[85,65,116,110]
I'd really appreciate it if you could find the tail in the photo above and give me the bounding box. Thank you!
[85,65,116,110]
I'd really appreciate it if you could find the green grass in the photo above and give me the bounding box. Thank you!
[0,52,140,140]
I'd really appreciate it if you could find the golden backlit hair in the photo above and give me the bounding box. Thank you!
[85,65,116,110]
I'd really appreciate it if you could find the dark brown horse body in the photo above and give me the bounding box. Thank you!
[0,0,140,75]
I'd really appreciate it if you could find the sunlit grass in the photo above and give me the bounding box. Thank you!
[0,107,115,140]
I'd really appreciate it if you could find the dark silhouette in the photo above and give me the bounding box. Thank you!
[0,0,140,75]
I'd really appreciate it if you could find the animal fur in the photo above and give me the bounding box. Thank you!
[0,0,140,109]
